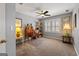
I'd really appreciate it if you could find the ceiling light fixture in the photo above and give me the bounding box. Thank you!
[65,10,69,12]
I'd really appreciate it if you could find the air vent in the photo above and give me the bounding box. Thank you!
[19,3,23,5]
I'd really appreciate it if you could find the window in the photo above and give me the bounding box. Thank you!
[44,18,61,33]
[51,19,55,32]
[44,20,51,32]
[52,18,60,32]
[47,20,51,32]
[44,21,48,32]
[56,18,60,32]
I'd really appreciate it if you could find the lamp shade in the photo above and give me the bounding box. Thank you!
[63,23,71,30]
[16,27,21,32]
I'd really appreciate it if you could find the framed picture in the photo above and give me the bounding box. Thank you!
[74,13,77,27]
[16,18,22,39]
[16,18,22,27]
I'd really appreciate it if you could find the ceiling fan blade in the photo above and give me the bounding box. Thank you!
[44,11,48,14]
[36,12,43,15]
[36,14,42,16]
[35,10,51,17]
[44,14,51,16]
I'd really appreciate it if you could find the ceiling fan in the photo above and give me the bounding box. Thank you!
[36,10,51,16]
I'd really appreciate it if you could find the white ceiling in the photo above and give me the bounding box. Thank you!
[16,3,79,19]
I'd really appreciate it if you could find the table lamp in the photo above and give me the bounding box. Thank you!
[63,23,71,36]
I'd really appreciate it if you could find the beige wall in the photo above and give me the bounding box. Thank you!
[0,3,6,54]
[0,3,5,40]
[72,5,79,55]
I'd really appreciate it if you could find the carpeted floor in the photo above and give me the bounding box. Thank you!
[16,37,77,56]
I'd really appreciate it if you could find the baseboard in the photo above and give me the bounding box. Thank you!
[73,45,79,56]
[43,35,62,40]
[0,53,7,56]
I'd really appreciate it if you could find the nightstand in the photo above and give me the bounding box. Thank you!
[62,35,72,44]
